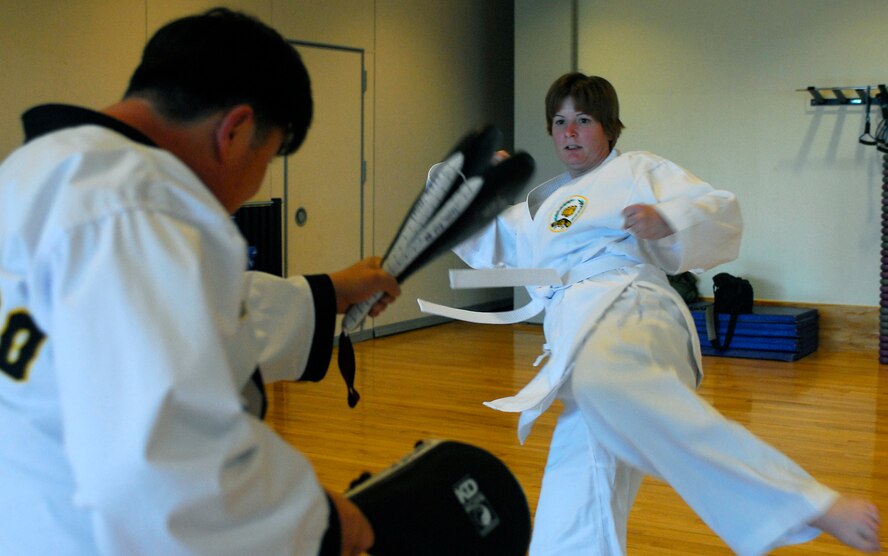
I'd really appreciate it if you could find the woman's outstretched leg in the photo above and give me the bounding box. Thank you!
[567,286,879,554]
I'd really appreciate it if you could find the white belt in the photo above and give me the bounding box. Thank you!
[418,296,547,324]
[560,255,631,286]
[417,255,631,324]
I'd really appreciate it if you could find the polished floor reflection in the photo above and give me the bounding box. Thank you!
[266,321,886,555]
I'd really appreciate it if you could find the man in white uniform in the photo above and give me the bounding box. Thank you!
[453,73,880,554]
[0,9,399,555]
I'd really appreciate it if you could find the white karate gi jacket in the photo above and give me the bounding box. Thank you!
[0,105,338,555]
[454,150,742,442]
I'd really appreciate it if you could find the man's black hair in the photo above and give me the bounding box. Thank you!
[125,7,312,155]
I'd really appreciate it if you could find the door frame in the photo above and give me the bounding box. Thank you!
[283,40,367,276]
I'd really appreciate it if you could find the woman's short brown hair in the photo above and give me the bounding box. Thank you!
[545,73,624,149]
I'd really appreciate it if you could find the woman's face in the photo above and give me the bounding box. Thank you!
[550,96,612,178]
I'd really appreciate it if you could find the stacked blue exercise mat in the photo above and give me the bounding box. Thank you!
[687,302,819,361]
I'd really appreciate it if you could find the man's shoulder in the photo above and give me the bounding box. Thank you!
[4,127,221,236]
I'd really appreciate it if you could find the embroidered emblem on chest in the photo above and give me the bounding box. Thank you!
[549,195,587,232]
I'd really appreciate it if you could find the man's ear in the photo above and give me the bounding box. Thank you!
[213,104,255,161]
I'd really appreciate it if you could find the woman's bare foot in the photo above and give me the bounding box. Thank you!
[810,496,881,552]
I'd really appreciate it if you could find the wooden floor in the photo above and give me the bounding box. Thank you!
[266,321,887,554]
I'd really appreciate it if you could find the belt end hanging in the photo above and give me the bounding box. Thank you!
[338,330,361,408]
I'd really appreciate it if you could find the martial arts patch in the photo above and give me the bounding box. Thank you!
[549,195,587,232]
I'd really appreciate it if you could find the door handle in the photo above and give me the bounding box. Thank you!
[295,207,308,227]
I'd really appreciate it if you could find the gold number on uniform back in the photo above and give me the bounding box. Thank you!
[0,310,46,382]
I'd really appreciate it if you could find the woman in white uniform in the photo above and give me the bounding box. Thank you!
[453,73,880,555]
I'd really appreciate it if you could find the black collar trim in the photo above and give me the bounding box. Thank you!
[22,104,157,148]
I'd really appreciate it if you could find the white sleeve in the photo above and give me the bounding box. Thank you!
[428,160,526,269]
[451,202,525,269]
[245,271,336,384]
[637,157,743,274]
[41,211,329,555]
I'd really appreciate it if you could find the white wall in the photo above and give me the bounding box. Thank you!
[516,0,884,306]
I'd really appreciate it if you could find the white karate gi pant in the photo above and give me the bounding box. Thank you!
[530,283,837,556]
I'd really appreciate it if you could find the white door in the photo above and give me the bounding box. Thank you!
[285,43,364,285]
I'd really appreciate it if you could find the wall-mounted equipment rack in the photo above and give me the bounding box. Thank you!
[797,85,887,106]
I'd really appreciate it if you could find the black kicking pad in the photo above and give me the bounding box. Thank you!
[346,439,531,555]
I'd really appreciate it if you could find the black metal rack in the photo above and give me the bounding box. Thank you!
[798,84,887,106]
[881,155,888,364]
